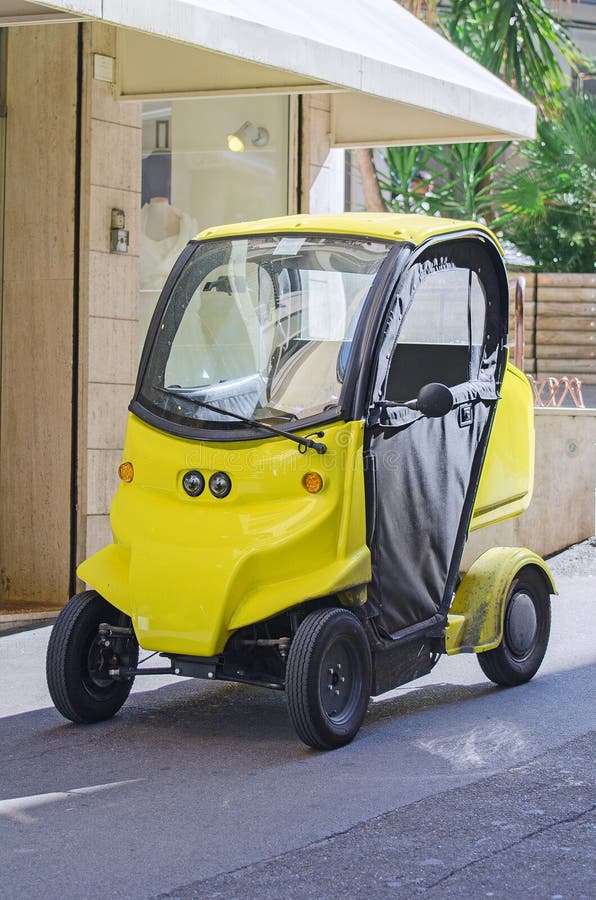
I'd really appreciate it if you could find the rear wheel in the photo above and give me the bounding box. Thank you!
[477,569,551,686]
[46,590,138,723]
[286,607,372,750]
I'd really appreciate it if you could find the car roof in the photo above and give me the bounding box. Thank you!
[196,213,502,250]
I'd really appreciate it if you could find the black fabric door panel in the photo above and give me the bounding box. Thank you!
[368,395,491,636]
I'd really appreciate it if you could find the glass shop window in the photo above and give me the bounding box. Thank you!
[139,95,290,350]
[386,266,486,402]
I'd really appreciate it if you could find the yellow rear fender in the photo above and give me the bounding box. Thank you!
[445,548,556,655]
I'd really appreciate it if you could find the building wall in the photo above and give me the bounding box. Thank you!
[464,409,596,566]
[300,94,332,212]
[81,23,142,563]
[0,25,78,610]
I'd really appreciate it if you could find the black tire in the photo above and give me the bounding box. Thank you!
[477,568,551,686]
[286,607,372,750]
[46,590,138,724]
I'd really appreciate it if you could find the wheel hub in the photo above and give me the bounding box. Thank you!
[506,591,538,658]
[319,640,361,723]
[87,638,114,688]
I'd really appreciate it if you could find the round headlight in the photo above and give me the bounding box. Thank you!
[182,470,205,497]
[209,471,232,499]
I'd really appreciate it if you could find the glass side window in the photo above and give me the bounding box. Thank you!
[138,234,394,430]
[386,265,487,402]
[398,268,486,348]
[469,271,486,346]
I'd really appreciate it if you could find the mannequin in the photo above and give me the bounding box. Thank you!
[140,197,198,291]
[143,196,182,241]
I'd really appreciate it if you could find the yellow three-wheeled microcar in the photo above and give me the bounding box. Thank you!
[47,214,555,749]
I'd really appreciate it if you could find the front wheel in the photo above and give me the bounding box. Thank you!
[46,590,138,723]
[286,607,372,750]
[477,569,551,686]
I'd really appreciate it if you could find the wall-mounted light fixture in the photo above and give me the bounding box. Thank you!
[226,121,269,153]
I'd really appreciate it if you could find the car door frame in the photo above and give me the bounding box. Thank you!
[356,229,510,641]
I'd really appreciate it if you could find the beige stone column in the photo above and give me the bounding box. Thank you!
[0,25,78,610]
[79,23,142,566]
[299,94,332,213]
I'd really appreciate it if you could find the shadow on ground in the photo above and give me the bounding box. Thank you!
[2,661,594,803]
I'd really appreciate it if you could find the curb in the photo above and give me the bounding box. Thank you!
[0,611,59,637]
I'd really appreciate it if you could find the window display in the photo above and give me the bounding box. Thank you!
[140,96,290,345]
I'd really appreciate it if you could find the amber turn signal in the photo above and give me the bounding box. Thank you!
[302,472,323,494]
[118,461,134,483]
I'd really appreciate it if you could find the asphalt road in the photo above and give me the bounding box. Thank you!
[1,543,594,900]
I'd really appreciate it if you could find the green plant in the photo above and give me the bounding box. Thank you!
[380,146,433,214]
[375,1,591,269]
[444,0,582,112]
[495,91,596,271]
[380,143,510,221]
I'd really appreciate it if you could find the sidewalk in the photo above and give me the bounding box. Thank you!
[0,611,58,638]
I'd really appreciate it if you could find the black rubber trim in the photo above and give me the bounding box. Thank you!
[383,612,445,643]
[342,243,413,421]
[69,23,83,598]
[128,401,344,445]
[296,96,303,212]
[133,240,198,397]
[439,394,501,618]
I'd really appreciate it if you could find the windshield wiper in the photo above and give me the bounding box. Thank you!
[158,387,327,454]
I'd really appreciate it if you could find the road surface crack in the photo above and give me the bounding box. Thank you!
[420,804,596,893]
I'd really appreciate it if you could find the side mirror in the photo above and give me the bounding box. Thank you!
[412,382,454,418]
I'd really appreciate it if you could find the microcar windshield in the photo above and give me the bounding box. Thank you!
[136,234,395,433]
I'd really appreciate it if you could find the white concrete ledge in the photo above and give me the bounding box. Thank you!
[464,408,596,565]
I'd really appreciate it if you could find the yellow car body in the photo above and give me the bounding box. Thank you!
[78,213,548,657]
[79,358,539,659]
[78,214,553,669]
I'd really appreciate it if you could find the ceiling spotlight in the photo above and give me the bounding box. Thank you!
[226,121,269,152]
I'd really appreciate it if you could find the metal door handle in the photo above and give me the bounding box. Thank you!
[458,403,473,427]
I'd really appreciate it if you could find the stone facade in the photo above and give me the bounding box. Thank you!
[81,24,142,562]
